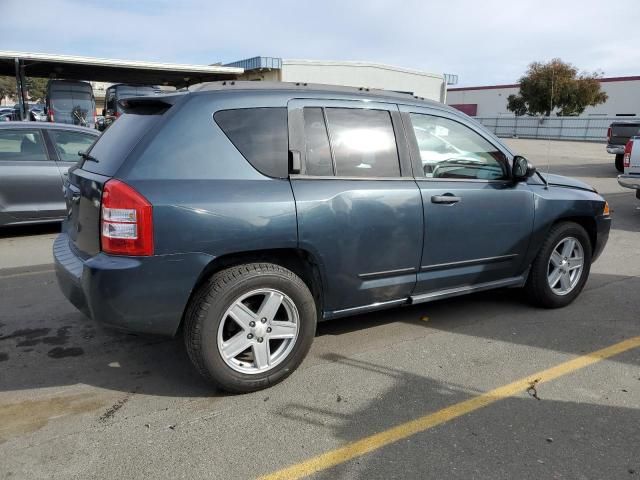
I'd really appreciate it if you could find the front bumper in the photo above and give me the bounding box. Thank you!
[606,145,625,155]
[53,233,213,336]
[592,214,611,263]
[617,174,640,190]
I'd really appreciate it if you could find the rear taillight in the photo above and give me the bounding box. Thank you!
[623,140,633,169]
[48,104,54,122]
[101,179,153,256]
[607,127,611,143]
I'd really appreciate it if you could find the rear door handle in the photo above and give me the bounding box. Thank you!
[431,194,461,204]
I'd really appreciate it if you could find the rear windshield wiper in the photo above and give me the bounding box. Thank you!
[78,150,99,163]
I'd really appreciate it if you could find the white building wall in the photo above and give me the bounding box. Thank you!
[447,78,640,117]
[280,60,446,102]
[590,79,640,116]
[447,86,518,116]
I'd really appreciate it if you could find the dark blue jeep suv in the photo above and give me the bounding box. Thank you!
[54,82,611,392]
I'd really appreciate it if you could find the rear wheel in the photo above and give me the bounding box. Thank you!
[184,263,316,393]
[525,222,592,308]
[615,154,624,172]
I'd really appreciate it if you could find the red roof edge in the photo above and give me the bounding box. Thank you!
[448,83,519,92]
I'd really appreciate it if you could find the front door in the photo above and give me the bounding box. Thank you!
[288,99,423,316]
[0,128,65,222]
[399,107,535,295]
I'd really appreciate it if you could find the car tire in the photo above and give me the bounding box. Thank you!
[615,154,624,172]
[184,263,317,393]
[525,222,592,309]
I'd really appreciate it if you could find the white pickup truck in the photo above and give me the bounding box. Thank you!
[618,137,640,200]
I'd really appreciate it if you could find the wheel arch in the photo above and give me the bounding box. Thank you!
[178,248,326,334]
[524,214,597,276]
[554,216,597,254]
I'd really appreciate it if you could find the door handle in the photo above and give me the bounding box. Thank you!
[289,150,302,174]
[431,194,461,204]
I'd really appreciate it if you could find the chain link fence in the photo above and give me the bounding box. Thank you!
[474,116,620,142]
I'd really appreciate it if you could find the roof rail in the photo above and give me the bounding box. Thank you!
[191,80,432,102]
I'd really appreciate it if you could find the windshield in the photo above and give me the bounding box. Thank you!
[49,89,95,127]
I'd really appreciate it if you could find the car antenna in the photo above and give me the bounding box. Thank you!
[544,66,555,190]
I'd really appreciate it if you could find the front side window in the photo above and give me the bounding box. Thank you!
[409,114,507,180]
[215,107,288,178]
[49,130,96,162]
[0,130,47,161]
[324,108,400,178]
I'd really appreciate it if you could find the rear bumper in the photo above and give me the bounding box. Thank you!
[592,214,611,263]
[53,233,213,336]
[606,145,625,155]
[618,174,640,190]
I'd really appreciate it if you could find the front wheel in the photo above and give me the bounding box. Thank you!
[184,263,317,393]
[525,222,592,308]
[615,154,624,172]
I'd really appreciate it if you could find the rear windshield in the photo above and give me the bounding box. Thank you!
[82,113,161,176]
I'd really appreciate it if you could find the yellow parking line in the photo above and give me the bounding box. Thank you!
[259,336,640,480]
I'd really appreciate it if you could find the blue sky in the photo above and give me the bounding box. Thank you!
[1,0,639,86]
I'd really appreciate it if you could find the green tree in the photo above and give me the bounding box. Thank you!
[506,94,527,116]
[507,59,608,116]
[25,77,48,102]
[0,75,16,102]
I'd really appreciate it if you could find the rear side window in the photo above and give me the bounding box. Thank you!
[324,108,400,178]
[82,113,161,175]
[214,108,288,178]
[0,130,47,161]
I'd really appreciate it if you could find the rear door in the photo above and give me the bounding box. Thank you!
[288,99,423,315]
[0,128,65,222]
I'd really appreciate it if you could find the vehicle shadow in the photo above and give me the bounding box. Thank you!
[0,305,218,398]
[276,353,640,479]
[604,191,640,233]
[0,271,636,399]
[0,222,61,239]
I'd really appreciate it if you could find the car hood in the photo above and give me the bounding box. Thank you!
[539,173,595,192]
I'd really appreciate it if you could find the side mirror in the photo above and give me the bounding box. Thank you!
[512,155,536,180]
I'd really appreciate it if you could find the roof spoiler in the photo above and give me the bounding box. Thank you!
[118,92,186,114]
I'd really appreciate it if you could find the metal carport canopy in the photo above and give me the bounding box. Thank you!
[0,50,244,86]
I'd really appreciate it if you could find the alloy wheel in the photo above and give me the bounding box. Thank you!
[217,288,300,374]
[547,236,584,296]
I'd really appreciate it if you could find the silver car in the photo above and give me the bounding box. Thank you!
[0,122,100,226]
[618,136,640,201]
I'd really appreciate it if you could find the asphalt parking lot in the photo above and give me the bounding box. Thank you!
[1,138,639,480]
